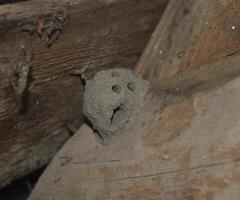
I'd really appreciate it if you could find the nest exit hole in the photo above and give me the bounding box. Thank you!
[112,84,121,94]
[110,104,128,126]
[127,82,136,92]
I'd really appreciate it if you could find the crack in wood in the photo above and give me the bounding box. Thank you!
[76,159,240,183]
[12,45,32,114]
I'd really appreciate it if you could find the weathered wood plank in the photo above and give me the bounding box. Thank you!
[136,0,240,85]
[157,53,240,95]
[29,72,240,200]
[26,1,239,198]
[0,0,168,188]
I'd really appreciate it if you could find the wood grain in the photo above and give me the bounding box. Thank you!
[136,0,240,85]
[0,0,168,188]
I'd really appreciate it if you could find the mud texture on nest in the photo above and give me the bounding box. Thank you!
[83,68,150,139]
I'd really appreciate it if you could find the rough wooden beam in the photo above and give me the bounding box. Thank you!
[157,53,240,95]
[0,0,168,188]
[29,72,240,200]
[136,0,240,85]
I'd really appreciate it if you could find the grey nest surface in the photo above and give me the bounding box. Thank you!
[83,68,150,139]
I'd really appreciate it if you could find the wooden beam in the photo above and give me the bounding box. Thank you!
[28,0,240,194]
[136,0,240,85]
[157,53,240,95]
[0,0,168,188]
[29,73,240,200]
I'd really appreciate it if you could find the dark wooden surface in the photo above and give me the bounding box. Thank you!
[0,0,168,188]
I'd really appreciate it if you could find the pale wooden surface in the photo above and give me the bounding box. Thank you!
[29,75,240,200]
[0,0,168,188]
[136,0,240,85]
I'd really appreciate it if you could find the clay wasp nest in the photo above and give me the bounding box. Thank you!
[83,68,150,139]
